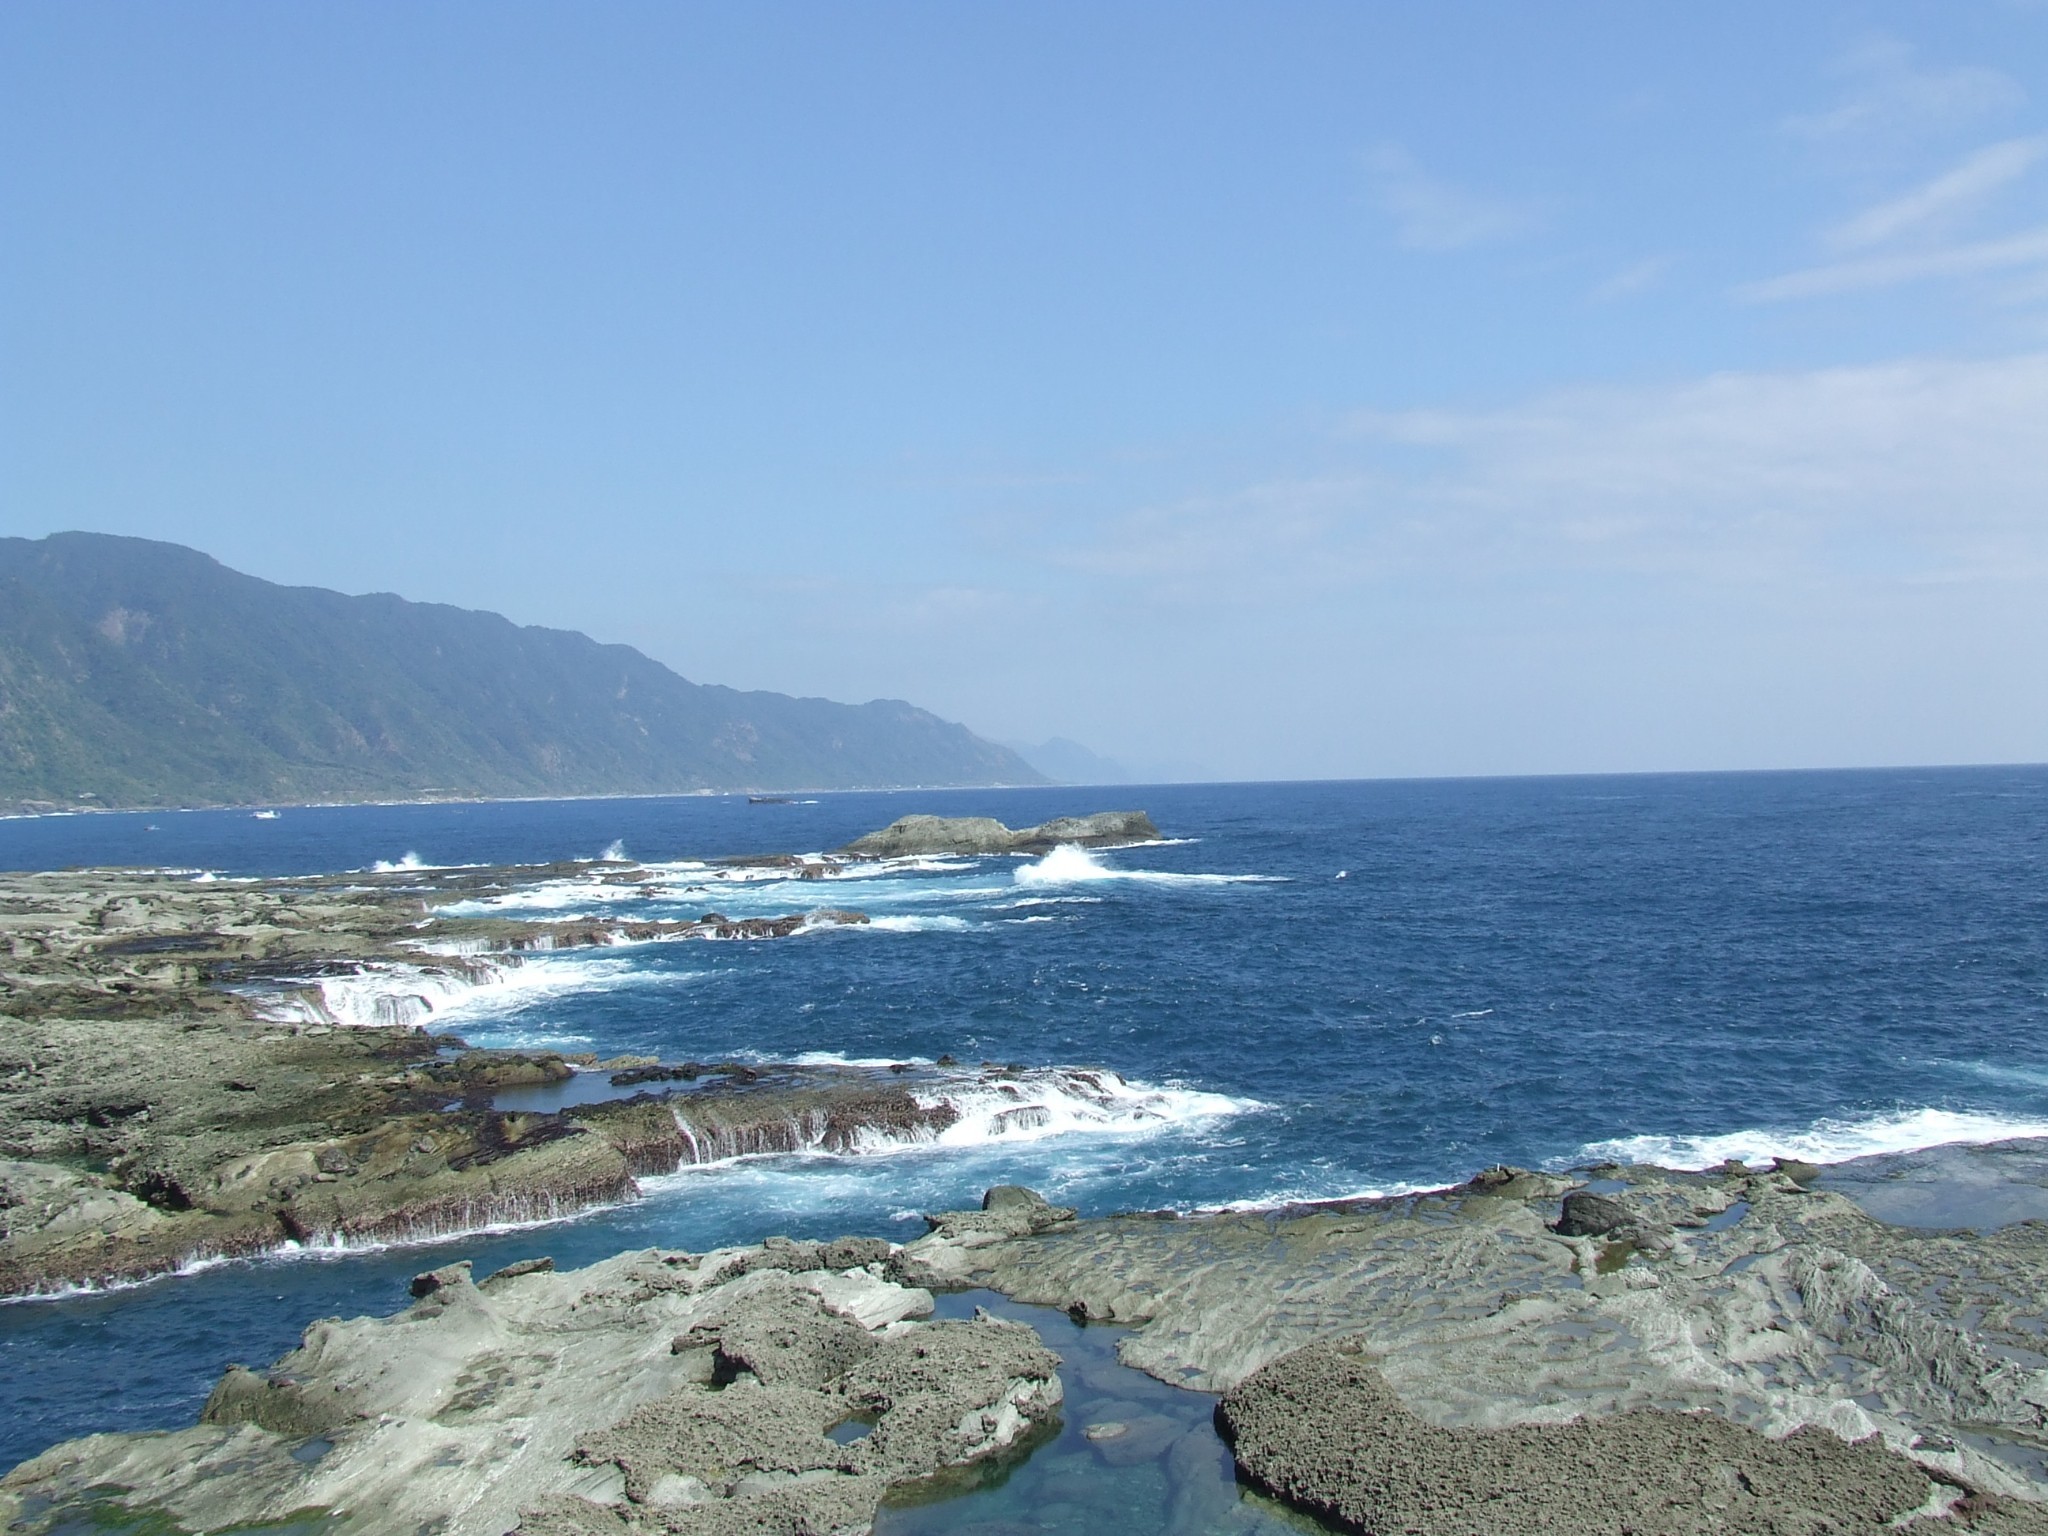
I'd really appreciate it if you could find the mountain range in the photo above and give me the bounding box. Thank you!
[0,533,1045,812]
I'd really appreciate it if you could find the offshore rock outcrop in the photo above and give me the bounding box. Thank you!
[0,1240,1064,1536]
[837,810,1159,858]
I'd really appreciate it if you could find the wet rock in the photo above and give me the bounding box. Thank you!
[1554,1189,1633,1237]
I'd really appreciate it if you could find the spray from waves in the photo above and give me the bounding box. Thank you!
[906,1068,1257,1152]
[1013,844,1285,889]
[850,915,977,935]
[255,952,692,1031]
[372,852,428,873]
[598,840,629,862]
[638,1067,1264,1177]
[1579,1107,2048,1172]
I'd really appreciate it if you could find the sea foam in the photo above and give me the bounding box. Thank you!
[1012,844,1283,888]
[1580,1107,2048,1171]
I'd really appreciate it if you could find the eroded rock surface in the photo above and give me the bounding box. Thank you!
[0,866,1092,1296]
[1219,1336,2034,1535]
[0,1240,1062,1536]
[896,1164,2048,1525]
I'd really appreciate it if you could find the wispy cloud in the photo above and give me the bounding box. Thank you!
[1044,354,2048,602]
[1365,145,1530,251]
[1827,136,2048,249]
[1341,354,2048,576]
[1741,118,2048,303]
[1590,255,1674,302]
[1785,36,2024,143]
[1738,225,2048,303]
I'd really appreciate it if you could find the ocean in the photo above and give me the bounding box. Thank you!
[4,768,2047,1476]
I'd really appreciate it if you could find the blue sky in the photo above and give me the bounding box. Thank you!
[4,3,2046,780]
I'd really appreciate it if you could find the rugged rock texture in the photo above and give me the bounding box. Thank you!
[837,810,1160,858]
[0,1239,1064,1536]
[0,865,1019,1295]
[1219,1337,1998,1536]
[895,1164,2048,1522]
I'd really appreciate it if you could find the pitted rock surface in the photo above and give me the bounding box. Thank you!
[900,1163,2048,1510]
[1218,1337,2023,1536]
[0,1241,1057,1536]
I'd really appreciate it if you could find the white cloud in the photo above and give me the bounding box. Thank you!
[1827,136,2048,249]
[1786,36,2024,143]
[1365,145,1530,251]
[1048,354,2048,602]
[1346,354,2048,575]
[1736,224,2048,302]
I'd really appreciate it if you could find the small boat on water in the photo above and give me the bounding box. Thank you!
[252,810,280,820]
[748,796,794,805]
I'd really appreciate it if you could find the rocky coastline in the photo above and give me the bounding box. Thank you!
[11,1165,2048,1533]
[11,818,2048,1533]
[0,844,1102,1298]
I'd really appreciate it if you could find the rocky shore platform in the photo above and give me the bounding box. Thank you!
[0,845,1093,1297]
[12,1166,2048,1534]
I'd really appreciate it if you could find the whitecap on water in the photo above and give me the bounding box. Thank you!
[255,952,698,1031]
[1012,844,1284,889]
[1579,1106,2048,1171]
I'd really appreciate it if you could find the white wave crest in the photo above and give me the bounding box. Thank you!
[1580,1107,2048,1172]
[641,1067,1263,1177]
[855,915,976,934]
[1013,844,1284,888]
[373,852,428,873]
[903,1068,1259,1152]
[256,952,673,1031]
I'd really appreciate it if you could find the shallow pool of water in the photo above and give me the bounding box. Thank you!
[877,1292,1325,1536]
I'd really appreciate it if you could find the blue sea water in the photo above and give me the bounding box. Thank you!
[4,769,2048,1478]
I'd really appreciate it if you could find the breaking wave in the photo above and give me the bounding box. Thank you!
[255,952,688,1031]
[1579,1107,2048,1172]
[909,1069,1259,1151]
[646,1067,1263,1175]
[1012,844,1284,888]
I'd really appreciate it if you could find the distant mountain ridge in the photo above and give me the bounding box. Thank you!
[0,533,1045,811]
[1003,736,1132,785]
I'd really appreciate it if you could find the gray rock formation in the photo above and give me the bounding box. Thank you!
[837,810,1159,858]
[895,1164,2048,1524]
[0,865,1059,1296]
[0,1239,1063,1536]
[1219,1337,1987,1535]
